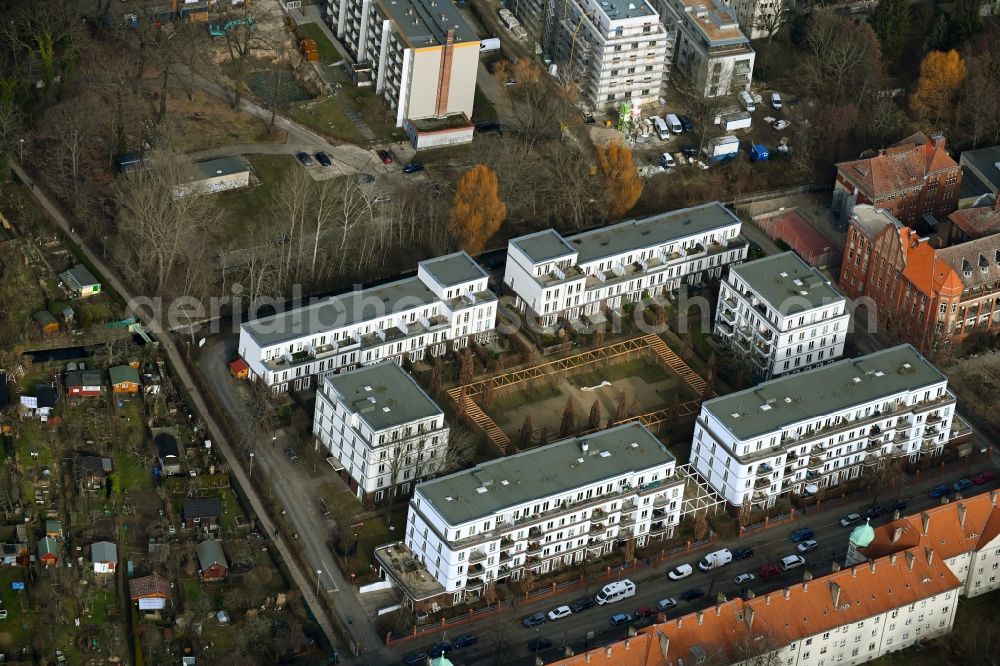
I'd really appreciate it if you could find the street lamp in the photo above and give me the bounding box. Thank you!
[315,569,323,595]
[249,452,255,480]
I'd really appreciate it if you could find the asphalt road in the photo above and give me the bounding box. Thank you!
[394,467,998,666]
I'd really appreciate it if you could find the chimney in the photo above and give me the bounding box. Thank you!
[852,566,857,578]
[925,547,935,566]
[869,560,877,574]
[934,237,944,249]
[677,617,683,629]
[892,527,903,544]
[931,133,946,151]
[783,588,791,600]
[659,634,670,659]
[958,503,967,527]
[585,653,592,664]
[604,646,613,658]
[803,570,812,591]
[697,611,704,625]
[992,489,1000,504]
[744,606,755,633]
[747,589,756,599]
[829,581,842,607]
[921,512,931,535]
[628,626,638,638]
[905,551,915,570]
[831,561,841,573]
[890,554,897,565]
[716,604,722,616]
[765,593,771,606]
[625,639,632,650]
[564,645,575,658]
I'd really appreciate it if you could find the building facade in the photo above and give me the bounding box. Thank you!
[839,205,1000,359]
[380,423,684,606]
[312,362,449,504]
[833,133,962,228]
[728,0,784,39]
[691,345,956,509]
[654,0,754,98]
[238,251,497,392]
[324,0,479,128]
[861,489,1000,599]
[536,0,668,109]
[714,251,849,378]
[549,546,962,666]
[503,202,748,327]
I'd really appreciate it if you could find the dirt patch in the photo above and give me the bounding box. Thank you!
[166,90,286,152]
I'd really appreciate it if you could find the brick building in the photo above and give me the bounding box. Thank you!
[948,196,1000,244]
[833,133,962,229]
[839,205,1000,359]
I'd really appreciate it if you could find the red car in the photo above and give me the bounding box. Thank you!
[634,605,654,619]
[974,471,996,485]
[376,149,393,164]
[758,564,782,579]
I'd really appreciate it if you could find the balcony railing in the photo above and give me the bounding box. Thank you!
[499,550,513,564]
[754,476,772,489]
[756,463,773,476]
[620,512,636,527]
[526,542,542,555]
[808,456,824,470]
[649,522,666,535]
[469,549,486,563]
[466,576,485,589]
[653,494,670,507]
[589,522,606,535]
[469,562,484,574]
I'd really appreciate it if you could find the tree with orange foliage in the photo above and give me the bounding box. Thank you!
[911,49,967,125]
[448,165,507,256]
[596,141,642,218]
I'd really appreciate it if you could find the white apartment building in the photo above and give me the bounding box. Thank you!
[383,423,684,606]
[715,251,850,379]
[555,545,962,666]
[503,202,748,327]
[653,0,755,97]
[312,362,449,504]
[324,0,479,130]
[859,489,1000,599]
[729,0,785,39]
[691,344,956,509]
[538,0,669,109]
[238,251,497,392]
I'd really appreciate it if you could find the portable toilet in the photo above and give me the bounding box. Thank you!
[751,144,770,162]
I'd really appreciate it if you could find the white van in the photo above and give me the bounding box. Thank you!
[665,113,683,134]
[652,116,670,140]
[595,579,636,605]
[697,548,733,572]
[739,90,756,113]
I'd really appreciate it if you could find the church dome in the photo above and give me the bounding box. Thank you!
[849,519,875,548]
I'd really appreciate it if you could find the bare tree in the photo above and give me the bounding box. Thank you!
[441,426,478,474]
[485,607,519,665]
[213,3,271,110]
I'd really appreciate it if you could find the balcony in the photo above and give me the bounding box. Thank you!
[752,489,768,500]
[926,413,942,424]
[652,508,666,519]
[499,550,513,564]
[723,296,737,308]
[807,456,824,470]
[620,512,636,527]
[649,522,667,535]
[621,499,636,511]
[805,470,821,480]
[756,327,774,341]
[468,562,485,575]
[528,526,542,539]
[653,494,670,507]
[756,463,773,476]
[786,450,799,461]
[866,441,884,452]
[466,576,485,590]
[469,549,486,563]
[869,426,882,439]
[922,428,939,440]
[589,522,607,535]
[526,542,542,555]
[754,476,772,489]
[717,320,734,336]
[592,508,606,519]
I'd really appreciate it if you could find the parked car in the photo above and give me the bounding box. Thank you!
[571,597,596,613]
[929,484,951,498]
[758,564,783,579]
[668,564,693,580]
[610,612,633,626]
[840,513,862,527]
[403,652,426,666]
[796,539,819,554]
[682,146,699,158]
[780,555,806,571]
[974,471,996,485]
[864,505,887,520]
[376,149,393,164]
[452,634,477,649]
[790,528,814,543]
[634,605,655,619]
[657,598,677,611]
[295,151,314,167]
[547,606,572,621]
[886,499,908,513]
[315,497,332,518]
[527,638,553,651]
[681,589,706,602]
[733,547,754,561]
[953,478,974,493]
[315,151,333,167]
[678,115,694,133]
[403,162,424,174]
[661,152,676,169]
[522,613,546,628]
[770,92,782,109]
[427,642,452,658]
[734,573,755,585]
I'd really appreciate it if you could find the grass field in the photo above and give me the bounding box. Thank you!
[215,154,297,244]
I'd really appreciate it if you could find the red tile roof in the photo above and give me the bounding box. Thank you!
[837,133,959,199]
[553,546,962,666]
[949,205,1000,240]
[129,574,173,601]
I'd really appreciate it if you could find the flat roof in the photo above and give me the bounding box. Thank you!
[60,264,99,288]
[729,251,844,316]
[377,0,478,47]
[703,344,947,441]
[416,422,674,526]
[242,275,439,347]
[324,362,442,431]
[960,145,1000,190]
[569,201,741,264]
[511,229,577,264]
[193,156,248,179]
[673,0,750,46]
[593,0,659,21]
[420,251,487,288]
